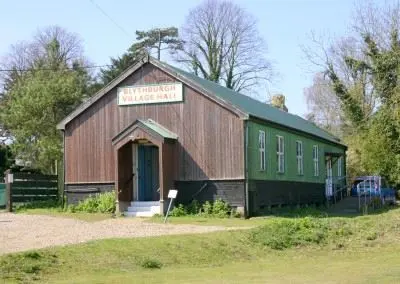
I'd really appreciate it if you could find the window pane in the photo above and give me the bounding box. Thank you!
[260,149,265,171]
[276,137,279,152]
[277,153,279,171]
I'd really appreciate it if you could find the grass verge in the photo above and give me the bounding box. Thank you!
[2,207,400,283]
[15,207,113,222]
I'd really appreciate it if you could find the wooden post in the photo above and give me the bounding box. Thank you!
[5,169,12,212]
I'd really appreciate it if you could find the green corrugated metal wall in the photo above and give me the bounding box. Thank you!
[0,183,6,207]
[247,121,346,183]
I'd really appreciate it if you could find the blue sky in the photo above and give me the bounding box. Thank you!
[0,0,374,116]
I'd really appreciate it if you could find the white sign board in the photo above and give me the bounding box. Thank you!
[117,83,183,106]
[7,173,13,184]
[168,189,178,199]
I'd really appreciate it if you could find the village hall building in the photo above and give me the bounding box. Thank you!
[57,56,347,217]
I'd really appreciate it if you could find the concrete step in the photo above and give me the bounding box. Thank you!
[124,211,155,217]
[130,201,159,207]
[126,206,160,213]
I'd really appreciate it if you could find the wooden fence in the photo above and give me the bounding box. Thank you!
[0,183,5,208]
[5,170,58,211]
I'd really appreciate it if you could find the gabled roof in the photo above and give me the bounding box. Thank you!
[112,119,177,146]
[159,62,344,146]
[58,56,345,147]
[137,119,178,140]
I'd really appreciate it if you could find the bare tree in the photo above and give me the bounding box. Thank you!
[300,1,396,129]
[0,26,87,92]
[304,73,342,135]
[353,0,400,50]
[174,0,272,93]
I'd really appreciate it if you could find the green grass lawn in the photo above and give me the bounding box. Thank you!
[47,246,400,284]
[15,207,113,222]
[2,206,400,283]
[150,215,271,227]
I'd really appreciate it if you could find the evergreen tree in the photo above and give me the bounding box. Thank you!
[99,27,181,86]
[1,39,91,172]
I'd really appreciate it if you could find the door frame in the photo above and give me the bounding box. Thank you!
[133,143,138,201]
[325,157,333,197]
[326,158,333,178]
[135,143,160,201]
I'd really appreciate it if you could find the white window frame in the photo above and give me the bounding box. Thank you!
[313,145,319,176]
[259,130,266,171]
[338,156,342,177]
[296,141,303,175]
[277,135,284,173]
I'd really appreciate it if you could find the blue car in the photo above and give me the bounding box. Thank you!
[351,176,396,204]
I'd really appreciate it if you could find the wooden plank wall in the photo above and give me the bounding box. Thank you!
[65,63,244,184]
[116,143,133,202]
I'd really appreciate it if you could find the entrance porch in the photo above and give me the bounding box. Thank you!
[325,152,346,202]
[112,119,177,215]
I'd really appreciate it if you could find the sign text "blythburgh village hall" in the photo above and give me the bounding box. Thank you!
[117,82,183,106]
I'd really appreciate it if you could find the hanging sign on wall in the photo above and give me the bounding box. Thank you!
[117,82,183,106]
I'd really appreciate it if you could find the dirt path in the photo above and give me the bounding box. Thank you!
[0,213,235,255]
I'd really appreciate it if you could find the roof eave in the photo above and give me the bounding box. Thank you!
[248,114,347,148]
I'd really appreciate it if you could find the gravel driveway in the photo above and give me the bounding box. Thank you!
[0,213,233,255]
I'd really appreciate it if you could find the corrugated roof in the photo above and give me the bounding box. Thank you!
[159,61,344,146]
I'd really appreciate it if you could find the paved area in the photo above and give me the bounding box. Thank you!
[0,213,232,255]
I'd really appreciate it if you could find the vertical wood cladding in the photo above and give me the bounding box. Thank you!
[65,63,244,183]
[117,143,133,202]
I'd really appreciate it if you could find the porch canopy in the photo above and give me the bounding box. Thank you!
[112,119,177,213]
[324,152,343,157]
[324,151,344,165]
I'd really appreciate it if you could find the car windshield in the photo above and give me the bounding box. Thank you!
[358,180,376,189]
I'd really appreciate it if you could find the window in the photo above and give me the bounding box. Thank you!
[338,156,342,177]
[259,130,266,170]
[276,136,284,173]
[296,141,303,175]
[313,145,319,176]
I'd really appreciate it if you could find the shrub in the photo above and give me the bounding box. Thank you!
[140,258,162,269]
[23,252,41,260]
[71,192,115,213]
[75,195,99,213]
[212,199,230,218]
[170,204,187,217]
[187,200,201,215]
[202,201,213,215]
[249,217,329,250]
[366,231,378,241]
[96,192,116,213]
[167,200,235,218]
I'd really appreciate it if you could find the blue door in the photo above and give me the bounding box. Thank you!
[138,145,159,201]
